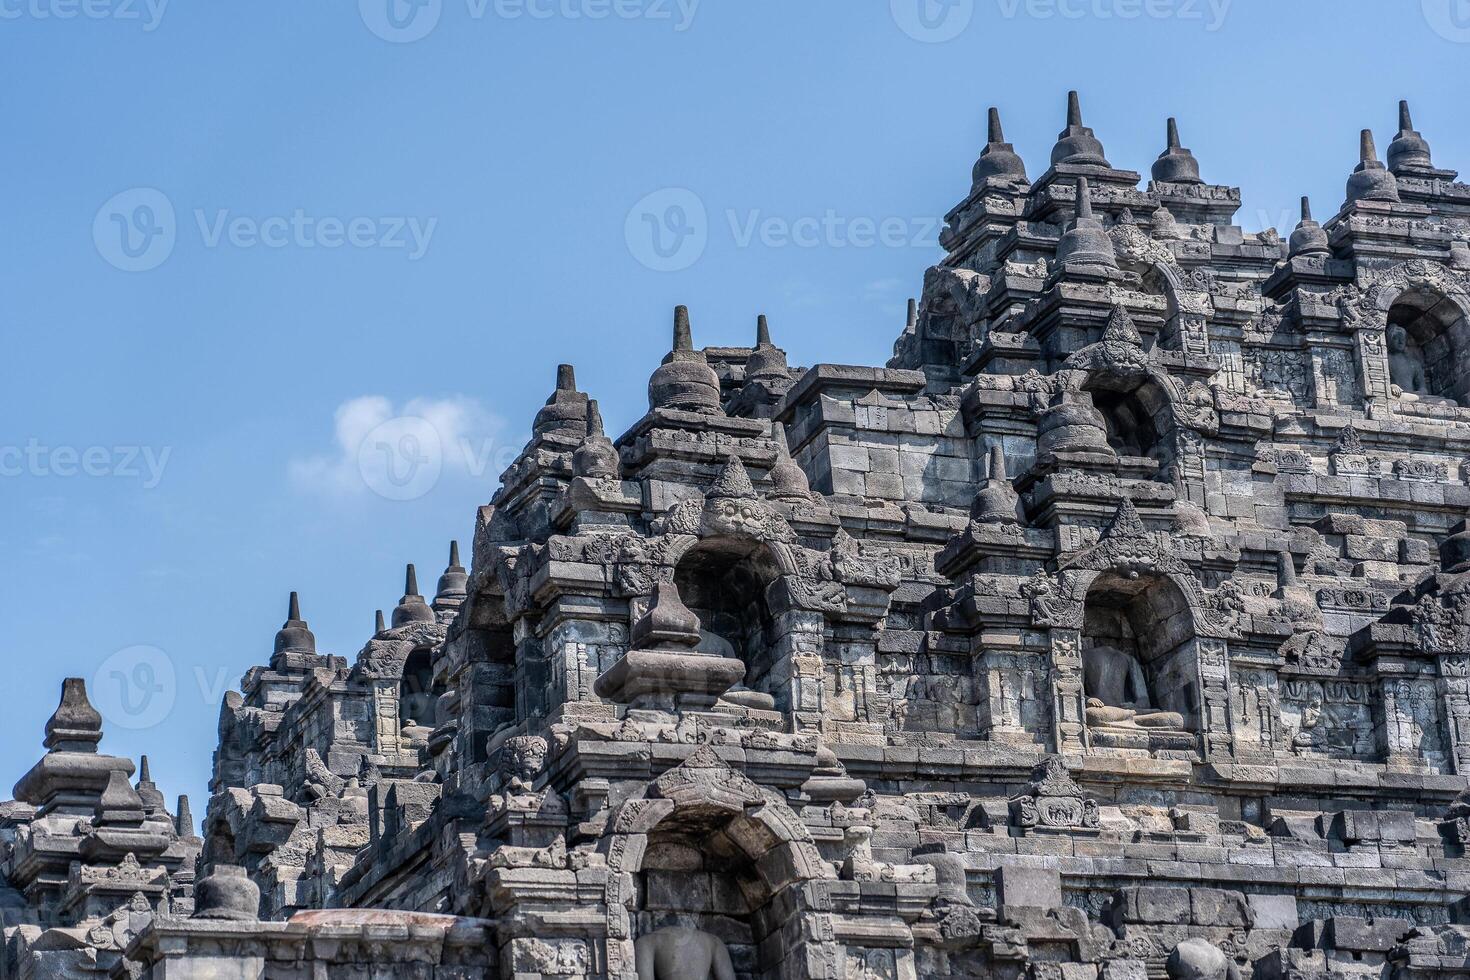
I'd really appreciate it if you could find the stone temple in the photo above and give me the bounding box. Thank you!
[11,92,1470,979]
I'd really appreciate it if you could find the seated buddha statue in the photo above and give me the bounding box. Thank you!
[1082,644,1185,730]
[1388,325,1453,405]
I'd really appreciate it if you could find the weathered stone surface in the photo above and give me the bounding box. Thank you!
[11,93,1470,980]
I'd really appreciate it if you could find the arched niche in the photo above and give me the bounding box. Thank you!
[398,646,436,729]
[1081,571,1200,729]
[602,751,831,980]
[1110,226,1210,354]
[1386,288,1470,405]
[1081,374,1180,480]
[673,538,783,706]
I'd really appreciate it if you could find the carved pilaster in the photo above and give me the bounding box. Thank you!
[1049,629,1088,755]
[1196,638,1235,760]
[1439,654,1470,775]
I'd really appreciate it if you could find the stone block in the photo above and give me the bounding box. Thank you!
[1343,535,1398,561]
[1189,888,1251,928]
[1248,893,1299,931]
[995,865,1062,910]
[1321,915,1410,952]
[1108,886,1191,926]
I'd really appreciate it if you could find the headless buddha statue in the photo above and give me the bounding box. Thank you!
[1082,644,1185,730]
[635,927,736,980]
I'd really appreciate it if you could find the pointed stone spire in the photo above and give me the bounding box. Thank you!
[1151,117,1202,184]
[176,794,196,838]
[630,580,702,651]
[434,540,469,611]
[648,305,723,414]
[674,304,692,350]
[707,454,758,500]
[94,769,146,827]
[1346,129,1400,204]
[273,591,316,657]
[1103,304,1144,346]
[1055,177,1117,272]
[972,106,1027,186]
[572,398,621,479]
[1289,196,1330,257]
[1050,90,1109,166]
[44,678,103,753]
[135,755,167,819]
[1278,551,1298,588]
[971,445,1024,525]
[768,422,812,502]
[1101,498,1149,541]
[1388,99,1434,174]
[533,362,590,435]
[906,299,918,332]
[375,609,386,635]
[745,314,789,383]
[391,564,436,627]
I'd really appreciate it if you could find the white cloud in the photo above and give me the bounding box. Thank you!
[289,395,514,501]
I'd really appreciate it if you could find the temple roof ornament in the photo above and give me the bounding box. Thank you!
[531,363,589,436]
[391,564,436,627]
[273,591,316,657]
[1055,176,1118,274]
[768,422,813,503]
[1151,117,1202,185]
[972,106,1028,186]
[572,399,621,479]
[971,445,1024,525]
[1387,99,1434,174]
[1050,90,1109,167]
[1345,128,1401,205]
[745,314,790,383]
[648,305,723,414]
[45,677,103,753]
[433,541,468,611]
[1288,196,1330,257]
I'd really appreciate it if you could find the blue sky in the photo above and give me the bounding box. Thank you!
[2,0,1466,819]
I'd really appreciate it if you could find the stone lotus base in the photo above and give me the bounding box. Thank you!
[593,648,747,711]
